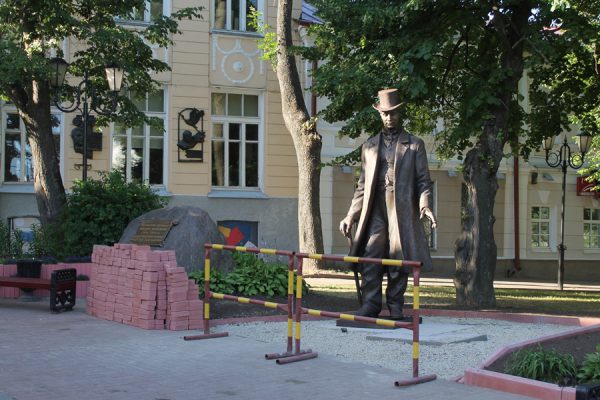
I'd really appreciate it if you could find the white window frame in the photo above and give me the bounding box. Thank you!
[110,88,168,187]
[117,0,170,24]
[583,208,600,249]
[210,91,263,191]
[212,0,264,32]
[531,205,551,249]
[0,105,63,185]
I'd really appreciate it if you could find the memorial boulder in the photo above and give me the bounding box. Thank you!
[119,206,233,273]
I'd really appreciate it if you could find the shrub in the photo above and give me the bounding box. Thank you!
[189,268,235,298]
[578,344,600,383]
[30,170,168,259]
[29,223,58,259]
[505,345,578,385]
[189,251,309,298]
[0,219,24,260]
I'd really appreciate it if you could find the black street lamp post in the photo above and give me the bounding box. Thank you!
[543,132,592,290]
[49,58,124,180]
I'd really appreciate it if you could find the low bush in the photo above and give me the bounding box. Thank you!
[0,219,24,260]
[505,345,578,385]
[29,170,168,259]
[578,344,600,384]
[189,251,309,298]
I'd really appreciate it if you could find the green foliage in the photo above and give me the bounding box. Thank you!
[578,344,600,383]
[305,0,600,161]
[189,269,235,298]
[30,170,167,259]
[0,1,203,227]
[28,223,56,259]
[190,251,309,298]
[247,7,278,70]
[0,220,24,260]
[506,345,578,385]
[0,1,204,128]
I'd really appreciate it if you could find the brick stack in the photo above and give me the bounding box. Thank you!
[87,243,203,330]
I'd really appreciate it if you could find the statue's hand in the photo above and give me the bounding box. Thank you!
[420,208,438,229]
[339,216,354,238]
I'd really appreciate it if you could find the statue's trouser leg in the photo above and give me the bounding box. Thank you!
[385,270,409,317]
[383,187,408,317]
[358,193,389,317]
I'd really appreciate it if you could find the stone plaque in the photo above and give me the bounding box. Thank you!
[130,220,173,247]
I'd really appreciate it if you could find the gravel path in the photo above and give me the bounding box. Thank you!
[213,317,574,379]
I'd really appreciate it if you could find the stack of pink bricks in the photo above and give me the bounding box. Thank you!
[87,243,203,331]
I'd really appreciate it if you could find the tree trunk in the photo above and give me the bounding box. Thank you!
[276,0,324,274]
[14,81,66,226]
[454,127,501,308]
[453,3,529,308]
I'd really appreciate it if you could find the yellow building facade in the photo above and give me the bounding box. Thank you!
[0,0,598,283]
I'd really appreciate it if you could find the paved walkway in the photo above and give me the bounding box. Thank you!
[0,298,537,400]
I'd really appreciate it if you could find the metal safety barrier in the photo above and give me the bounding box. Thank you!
[293,252,437,386]
[183,244,313,361]
[184,243,436,386]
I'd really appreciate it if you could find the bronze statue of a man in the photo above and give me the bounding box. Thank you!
[339,88,437,320]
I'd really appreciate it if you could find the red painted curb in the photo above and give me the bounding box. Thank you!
[463,368,577,400]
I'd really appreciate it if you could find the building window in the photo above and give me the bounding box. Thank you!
[583,208,600,249]
[119,0,165,23]
[2,110,61,183]
[213,0,262,32]
[211,92,260,188]
[531,206,551,248]
[111,90,165,185]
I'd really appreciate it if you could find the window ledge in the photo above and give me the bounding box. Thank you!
[530,247,554,253]
[115,19,151,27]
[0,183,35,194]
[208,189,268,199]
[151,186,173,197]
[583,248,600,254]
[210,29,263,38]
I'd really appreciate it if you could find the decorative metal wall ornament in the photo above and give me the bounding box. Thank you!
[71,115,102,160]
[177,108,205,162]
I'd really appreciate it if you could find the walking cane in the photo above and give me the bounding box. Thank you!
[345,231,363,306]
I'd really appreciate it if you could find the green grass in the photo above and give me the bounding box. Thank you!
[305,281,600,317]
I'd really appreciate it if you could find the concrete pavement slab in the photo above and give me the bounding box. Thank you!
[367,322,488,345]
[0,298,533,400]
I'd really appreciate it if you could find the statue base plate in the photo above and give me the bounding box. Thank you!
[335,316,422,329]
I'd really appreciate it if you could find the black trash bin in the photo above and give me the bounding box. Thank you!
[16,259,42,301]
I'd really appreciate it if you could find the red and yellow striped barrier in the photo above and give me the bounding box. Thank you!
[183,244,311,361]
[294,252,436,386]
[184,244,435,386]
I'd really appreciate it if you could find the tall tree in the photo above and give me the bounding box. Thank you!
[0,0,201,225]
[306,0,599,307]
[275,0,324,272]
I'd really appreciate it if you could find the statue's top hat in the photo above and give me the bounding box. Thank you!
[372,88,402,112]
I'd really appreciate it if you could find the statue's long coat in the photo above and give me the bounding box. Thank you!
[346,130,434,272]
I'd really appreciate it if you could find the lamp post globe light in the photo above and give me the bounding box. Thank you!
[49,57,124,180]
[542,132,593,290]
